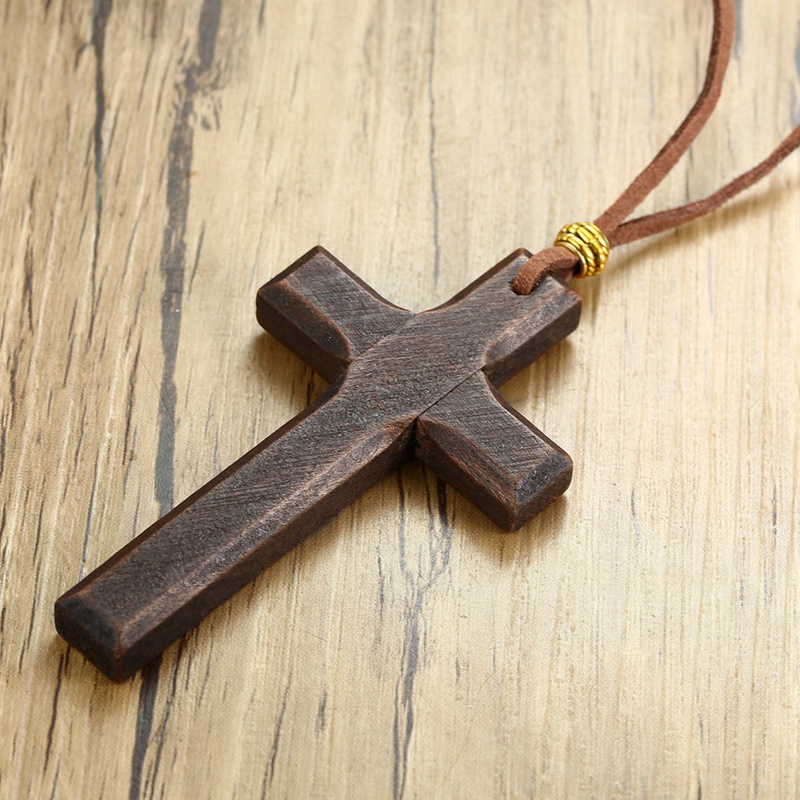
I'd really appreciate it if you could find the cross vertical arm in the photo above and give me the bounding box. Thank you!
[54,384,416,681]
[54,247,583,680]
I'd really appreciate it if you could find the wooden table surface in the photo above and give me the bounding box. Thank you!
[2,1,799,798]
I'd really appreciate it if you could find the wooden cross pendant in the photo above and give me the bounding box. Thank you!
[55,247,582,680]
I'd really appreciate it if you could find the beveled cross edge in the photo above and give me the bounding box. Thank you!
[54,246,582,680]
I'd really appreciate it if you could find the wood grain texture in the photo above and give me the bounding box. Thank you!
[55,247,579,680]
[2,0,799,797]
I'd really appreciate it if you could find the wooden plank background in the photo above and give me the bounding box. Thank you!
[1,0,799,797]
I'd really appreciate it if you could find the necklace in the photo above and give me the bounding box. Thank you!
[55,0,800,681]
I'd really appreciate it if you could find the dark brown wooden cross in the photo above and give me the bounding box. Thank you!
[55,246,581,680]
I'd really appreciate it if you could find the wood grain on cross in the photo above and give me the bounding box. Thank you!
[55,247,581,681]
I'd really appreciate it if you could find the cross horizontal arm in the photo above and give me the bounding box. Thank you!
[416,371,572,530]
[54,383,415,681]
[257,247,412,382]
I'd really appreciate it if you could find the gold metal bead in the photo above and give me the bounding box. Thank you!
[553,222,611,278]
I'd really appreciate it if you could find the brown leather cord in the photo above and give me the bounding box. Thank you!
[610,124,800,246]
[596,0,733,235]
[512,0,800,295]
